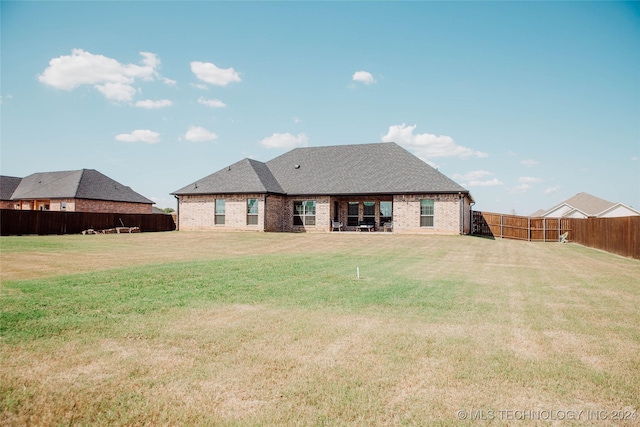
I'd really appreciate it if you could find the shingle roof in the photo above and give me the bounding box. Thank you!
[172,158,284,195]
[10,169,153,204]
[0,176,22,201]
[173,142,470,197]
[544,192,615,217]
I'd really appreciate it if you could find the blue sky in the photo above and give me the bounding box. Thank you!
[1,1,639,214]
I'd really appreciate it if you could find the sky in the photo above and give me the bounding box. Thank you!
[1,1,639,215]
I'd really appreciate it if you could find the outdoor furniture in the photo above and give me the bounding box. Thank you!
[332,221,344,232]
[383,221,393,232]
[357,220,375,232]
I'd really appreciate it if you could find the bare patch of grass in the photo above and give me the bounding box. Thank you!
[1,233,639,425]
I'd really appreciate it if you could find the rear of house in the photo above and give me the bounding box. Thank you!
[173,142,473,234]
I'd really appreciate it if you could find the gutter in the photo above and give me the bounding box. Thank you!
[174,195,180,231]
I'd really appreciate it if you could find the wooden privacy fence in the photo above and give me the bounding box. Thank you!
[472,211,640,260]
[0,209,176,236]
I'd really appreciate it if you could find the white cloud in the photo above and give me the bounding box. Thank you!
[632,156,638,161]
[38,49,166,102]
[115,129,160,144]
[162,77,177,86]
[519,176,542,184]
[260,132,309,149]
[0,94,13,104]
[95,83,138,102]
[510,184,533,194]
[382,123,488,159]
[184,126,218,142]
[352,70,375,85]
[453,171,504,187]
[521,159,539,167]
[544,185,561,194]
[190,61,241,86]
[198,97,227,108]
[190,83,209,90]
[293,117,302,124]
[135,99,173,109]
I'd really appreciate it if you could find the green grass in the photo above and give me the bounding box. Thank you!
[1,233,639,426]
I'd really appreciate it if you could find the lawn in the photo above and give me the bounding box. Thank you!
[1,232,639,426]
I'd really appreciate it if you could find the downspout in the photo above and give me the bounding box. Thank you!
[459,192,463,235]
[174,195,180,231]
[469,200,475,235]
[263,194,269,232]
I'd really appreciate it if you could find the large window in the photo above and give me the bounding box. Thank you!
[363,202,375,225]
[215,199,225,225]
[347,202,359,226]
[293,201,316,226]
[247,198,259,225]
[380,201,392,225]
[420,199,434,227]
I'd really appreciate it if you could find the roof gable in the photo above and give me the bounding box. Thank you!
[10,169,153,204]
[172,158,284,195]
[0,176,23,201]
[12,170,83,199]
[561,192,615,216]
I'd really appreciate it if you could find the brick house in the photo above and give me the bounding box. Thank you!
[172,142,474,234]
[1,169,153,214]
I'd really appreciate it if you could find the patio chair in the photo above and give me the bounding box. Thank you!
[332,221,344,232]
[383,221,393,232]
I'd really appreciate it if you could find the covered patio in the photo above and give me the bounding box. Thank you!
[329,196,394,232]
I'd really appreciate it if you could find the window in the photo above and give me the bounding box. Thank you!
[380,201,392,225]
[420,199,434,227]
[215,199,225,225]
[247,198,259,225]
[61,202,67,211]
[363,202,375,225]
[347,202,359,226]
[293,201,316,226]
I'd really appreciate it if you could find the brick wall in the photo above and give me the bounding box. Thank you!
[10,198,149,214]
[391,194,464,235]
[177,193,470,234]
[178,194,266,231]
[74,199,151,214]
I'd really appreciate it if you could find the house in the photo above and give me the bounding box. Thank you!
[1,169,154,214]
[0,176,22,209]
[172,142,474,234]
[532,192,640,218]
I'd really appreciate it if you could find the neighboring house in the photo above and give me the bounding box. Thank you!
[172,142,474,234]
[1,169,154,214]
[0,176,22,209]
[532,192,640,218]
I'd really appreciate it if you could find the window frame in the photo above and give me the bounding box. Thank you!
[420,199,434,227]
[363,201,376,225]
[293,200,316,226]
[380,201,392,225]
[347,202,359,226]
[215,199,226,225]
[247,198,259,225]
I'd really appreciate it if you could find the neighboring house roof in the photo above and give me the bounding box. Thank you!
[0,176,22,201]
[537,192,640,218]
[530,209,546,217]
[10,169,153,204]
[173,142,471,198]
